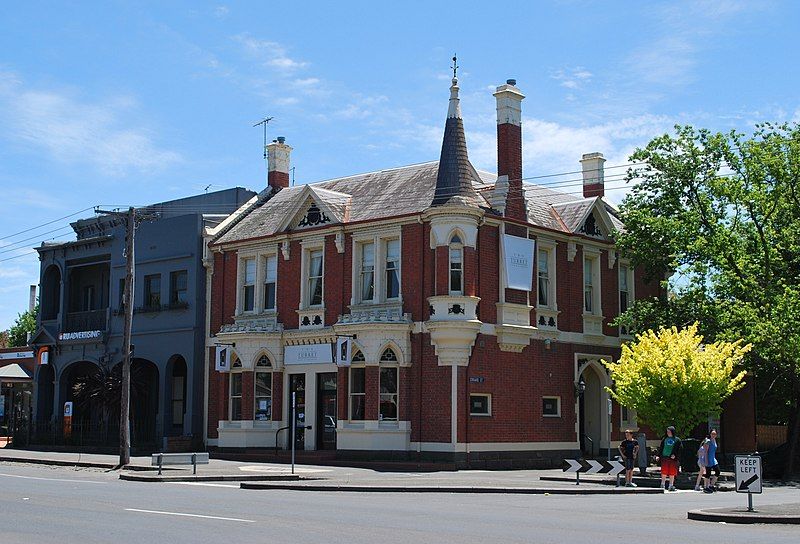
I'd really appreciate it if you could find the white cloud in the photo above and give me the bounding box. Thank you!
[551,67,593,90]
[214,5,229,18]
[233,34,308,72]
[0,72,181,176]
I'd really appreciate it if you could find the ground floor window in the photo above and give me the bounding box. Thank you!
[542,396,561,417]
[255,355,272,421]
[379,367,398,421]
[349,367,365,420]
[229,373,242,420]
[469,394,491,416]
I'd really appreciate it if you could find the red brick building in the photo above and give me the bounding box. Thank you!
[203,76,663,466]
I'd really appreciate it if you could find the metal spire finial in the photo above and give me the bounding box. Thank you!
[451,54,458,80]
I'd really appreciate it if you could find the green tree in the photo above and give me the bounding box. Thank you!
[615,122,800,476]
[603,324,749,438]
[7,307,37,347]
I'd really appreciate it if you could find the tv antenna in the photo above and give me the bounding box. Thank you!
[253,116,274,159]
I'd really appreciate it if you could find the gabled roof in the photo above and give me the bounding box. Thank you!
[213,162,495,245]
[552,196,619,239]
[0,363,32,380]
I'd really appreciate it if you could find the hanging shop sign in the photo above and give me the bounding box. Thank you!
[503,234,535,291]
[335,337,352,367]
[215,346,229,372]
[285,344,334,365]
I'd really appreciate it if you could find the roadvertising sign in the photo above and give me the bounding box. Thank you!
[734,455,762,494]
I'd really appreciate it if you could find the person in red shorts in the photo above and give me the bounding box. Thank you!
[655,426,682,491]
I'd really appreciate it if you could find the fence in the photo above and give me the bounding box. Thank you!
[757,424,788,450]
[10,419,160,451]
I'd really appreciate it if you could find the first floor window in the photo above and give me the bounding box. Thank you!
[264,255,277,311]
[379,367,398,421]
[449,235,463,295]
[144,275,160,309]
[583,258,594,313]
[308,250,324,306]
[385,239,400,299]
[537,249,550,307]
[242,258,256,312]
[470,394,491,416]
[254,356,272,421]
[542,396,561,417]
[349,366,365,420]
[360,242,375,302]
[229,373,242,420]
[170,270,188,305]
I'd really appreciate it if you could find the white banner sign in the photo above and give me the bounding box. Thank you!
[503,234,535,291]
[215,346,229,372]
[0,351,34,360]
[58,330,102,341]
[335,337,352,367]
[285,344,334,365]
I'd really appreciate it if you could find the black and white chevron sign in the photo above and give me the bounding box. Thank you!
[563,459,624,476]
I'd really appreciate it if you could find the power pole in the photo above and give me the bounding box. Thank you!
[120,206,135,467]
[95,206,136,467]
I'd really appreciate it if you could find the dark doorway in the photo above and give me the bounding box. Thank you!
[288,374,306,450]
[316,372,337,450]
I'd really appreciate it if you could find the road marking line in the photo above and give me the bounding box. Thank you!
[0,473,107,484]
[125,508,255,523]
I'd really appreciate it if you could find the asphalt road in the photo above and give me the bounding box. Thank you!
[0,462,797,544]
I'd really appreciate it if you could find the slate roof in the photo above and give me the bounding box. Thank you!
[431,116,483,207]
[212,160,623,246]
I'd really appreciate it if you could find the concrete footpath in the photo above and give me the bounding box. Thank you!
[0,447,664,494]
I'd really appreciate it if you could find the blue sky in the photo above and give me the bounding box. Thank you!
[1,1,798,330]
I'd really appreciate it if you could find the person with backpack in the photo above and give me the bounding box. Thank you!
[655,426,682,491]
[695,437,709,491]
[704,428,720,493]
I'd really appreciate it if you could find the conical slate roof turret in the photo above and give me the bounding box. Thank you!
[431,76,482,208]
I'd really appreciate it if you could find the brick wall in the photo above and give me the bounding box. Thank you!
[601,249,620,337]
[277,240,302,329]
[272,371,283,421]
[477,224,499,323]
[410,332,451,443]
[497,123,526,221]
[324,234,345,326]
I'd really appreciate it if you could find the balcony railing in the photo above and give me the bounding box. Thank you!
[64,310,108,333]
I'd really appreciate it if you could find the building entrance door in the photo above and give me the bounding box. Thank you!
[316,372,337,450]
[289,374,306,450]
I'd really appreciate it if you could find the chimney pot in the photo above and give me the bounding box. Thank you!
[277,136,285,144]
[266,137,292,190]
[506,78,517,86]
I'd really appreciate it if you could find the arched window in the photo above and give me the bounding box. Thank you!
[254,355,272,421]
[229,355,243,420]
[379,348,399,421]
[449,234,463,295]
[349,351,365,420]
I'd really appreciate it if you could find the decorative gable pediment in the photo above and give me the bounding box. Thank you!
[553,197,615,241]
[277,185,351,233]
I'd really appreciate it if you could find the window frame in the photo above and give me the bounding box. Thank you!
[262,254,278,312]
[449,235,464,296]
[348,362,366,421]
[170,270,188,306]
[618,261,634,335]
[583,250,601,315]
[241,258,256,313]
[351,233,402,306]
[384,238,401,301]
[228,357,243,421]
[358,241,375,303]
[143,274,161,310]
[469,393,492,416]
[378,348,399,422]
[303,247,325,308]
[254,355,272,421]
[542,396,561,418]
[171,373,185,427]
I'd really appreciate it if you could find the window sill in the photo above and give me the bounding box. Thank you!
[542,414,561,418]
[470,413,492,417]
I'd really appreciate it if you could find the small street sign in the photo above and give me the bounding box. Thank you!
[735,455,762,494]
[562,459,624,476]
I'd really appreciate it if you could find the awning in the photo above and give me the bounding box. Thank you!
[0,364,32,382]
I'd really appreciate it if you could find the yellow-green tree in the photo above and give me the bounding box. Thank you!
[603,323,750,437]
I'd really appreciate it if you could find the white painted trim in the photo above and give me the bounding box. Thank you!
[409,441,578,453]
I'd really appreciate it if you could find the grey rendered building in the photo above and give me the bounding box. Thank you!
[30,188,256,451]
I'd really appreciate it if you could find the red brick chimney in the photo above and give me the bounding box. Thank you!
[266,136,291,191]
[494,79,526,221]
[581,152,605,198]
